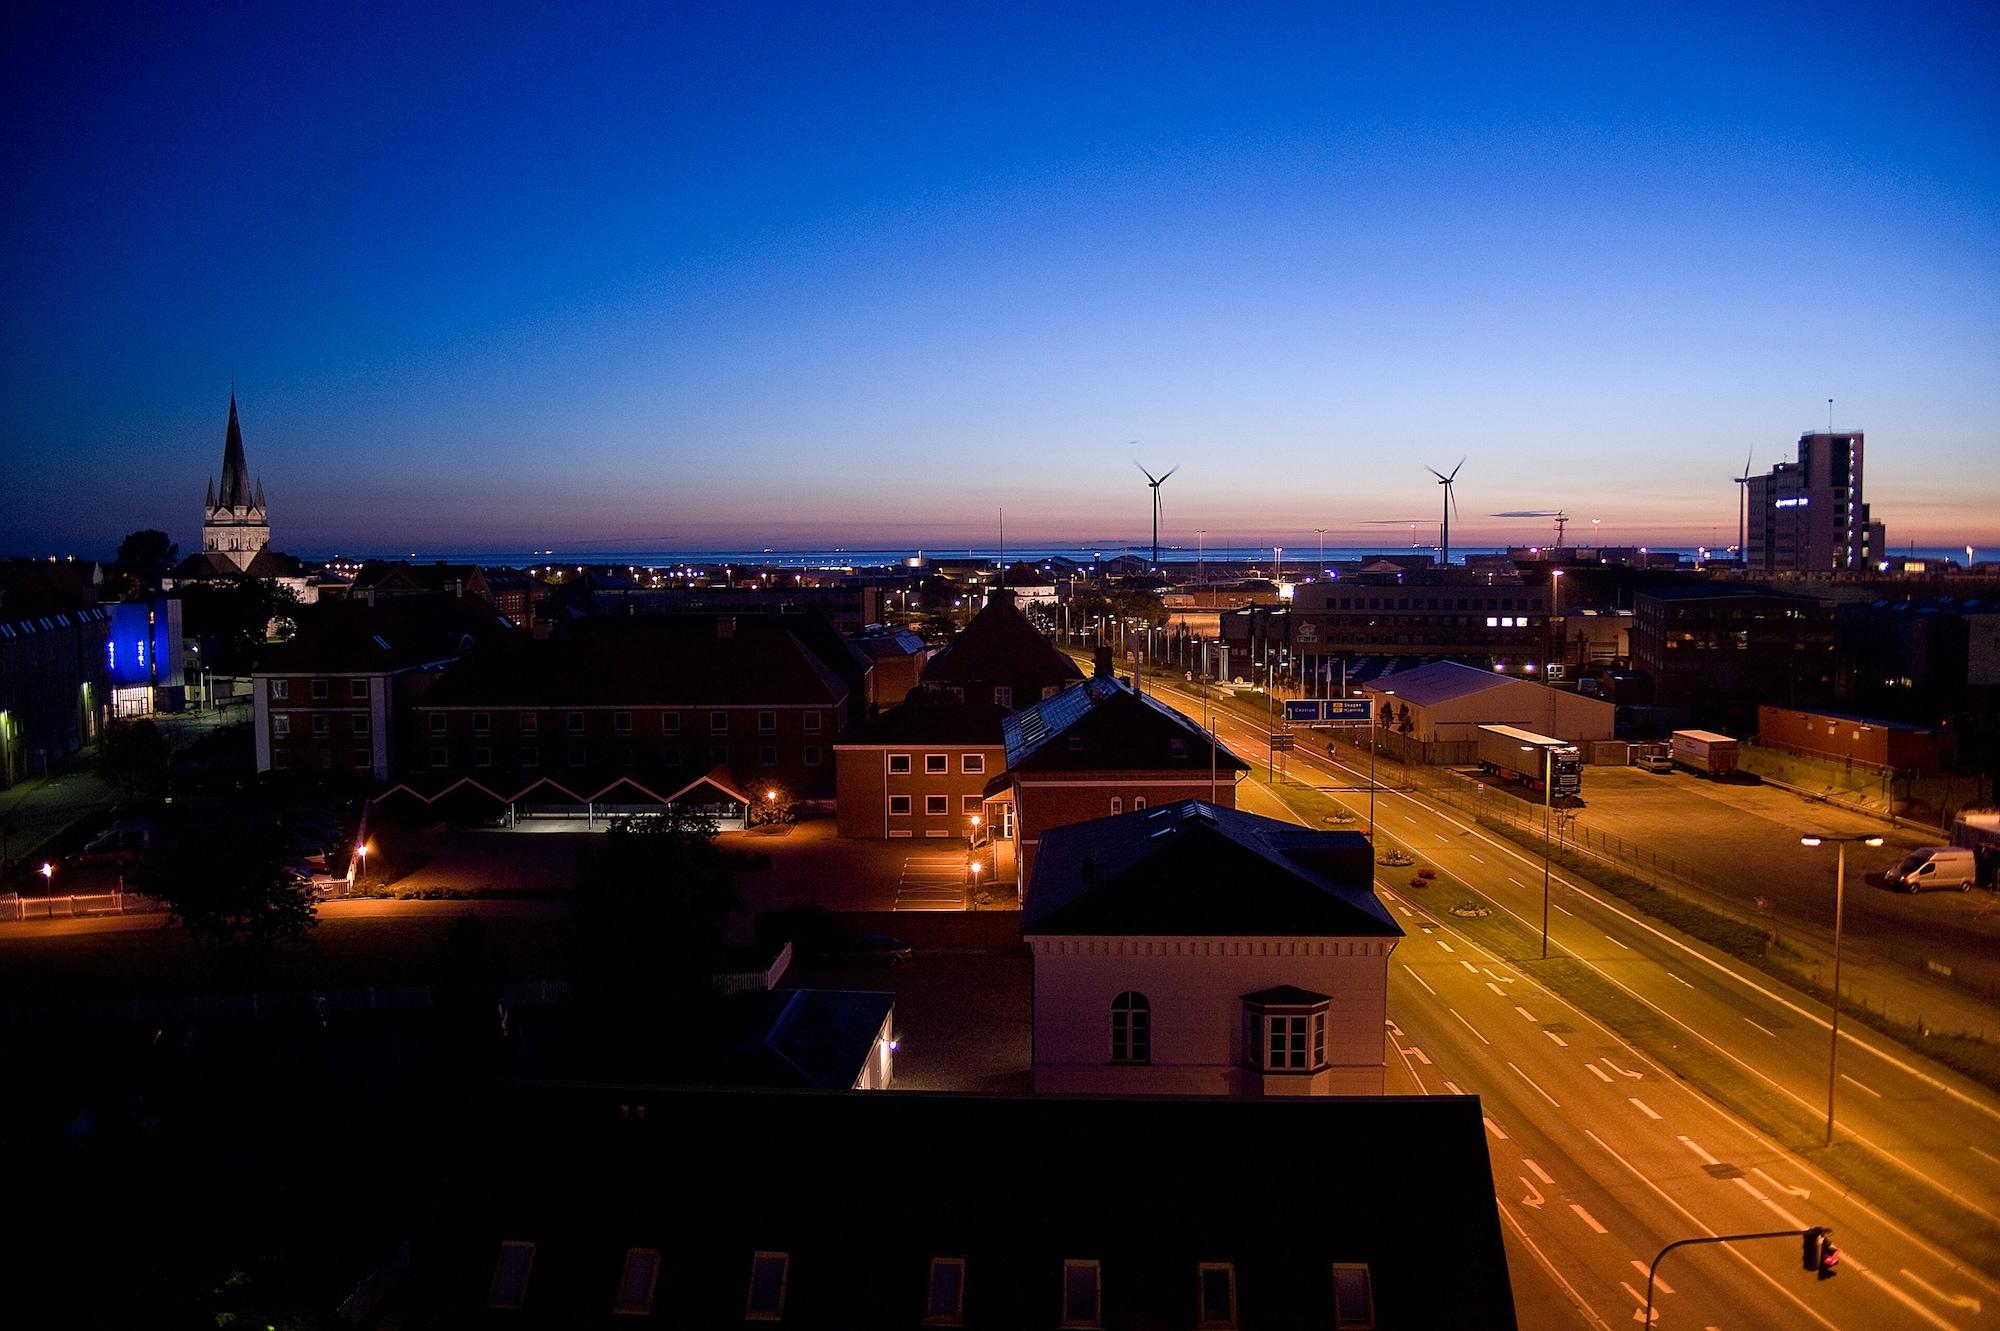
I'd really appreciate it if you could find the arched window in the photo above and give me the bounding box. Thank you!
[1110,992,1150,1064]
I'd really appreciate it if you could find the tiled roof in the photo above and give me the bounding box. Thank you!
[1001,676,1246,774]
[254,594,515,673]
[840,693,1008,746]
[921,589,1081,689]
[418,616,851,709]
[1023,800,1400,938]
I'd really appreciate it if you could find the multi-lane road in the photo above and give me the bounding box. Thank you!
[1145,676,2000,1330]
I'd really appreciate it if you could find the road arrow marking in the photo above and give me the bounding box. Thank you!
[1900,1269,1982,1314]
[1752,1167,1809,1199]
[1603,1057,1644,1080]
[1408,1046,1432,1066]
[1520,1178,1545,1208]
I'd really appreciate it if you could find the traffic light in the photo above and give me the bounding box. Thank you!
[1802,1227,1839,1281]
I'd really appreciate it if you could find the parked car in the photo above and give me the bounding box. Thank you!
[816,933,914,966]
[1636,751,1674,774]
[75,822,155,864]
[1884,846,1977,893]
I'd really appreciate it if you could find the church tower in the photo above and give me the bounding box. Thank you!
[201,392,271,571]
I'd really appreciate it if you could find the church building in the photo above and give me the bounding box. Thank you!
[202,393,270,570]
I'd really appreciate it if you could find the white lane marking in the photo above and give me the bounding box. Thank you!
[1899,1268,1983,1315]
[1484,965,1517,981]
[1840,1072,1883,1098]
[1667,972,1694,989]
[1401,964,1437,996]
[1744,1017,1776,1037]
[1571,1203,1608,1234]
[1606,933,1630,949]
[1731,1176,1768,1202]
[1508,1060,1562,1109]
[1514,1005,1538,1022]
[1460,960,1479,974]
[1629,1097,1663,1120]
[1435,939,1455,953]
[1450,1007,1491,1045]
[1973,1145,2000,1167]
[1587,1062,1613,1083]
[1761,1197,1809,1231]
[1394,903,1414,917]
[1469,852,1485,863]
[1486,981,1507,997]
[1552,902,1575,916]
[1677,1137,1719,1165]
[1435,833,1449,843]
[1525,1158,1556,1186]
[1507,876,1526,887]
[1444,1080,1466,1095]
[1408,1046,1432,1066]
[1632,1261,1674,1295]
[1545,1030,1570,1048]
[1752,1167,1809,1199]
[1494,1202,1616,1331]
[1602,1057,1644,1080]
[1484,1116,1509,1140]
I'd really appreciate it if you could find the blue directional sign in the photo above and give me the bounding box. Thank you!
[1283,700,1323,723]
[1325,698,1374,721]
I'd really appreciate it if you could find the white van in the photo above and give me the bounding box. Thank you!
[1884,846,1977,893]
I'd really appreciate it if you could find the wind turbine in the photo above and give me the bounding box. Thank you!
[1136,460,1178,568]
[1429,459,1465,566]
[1732,449,1756,562]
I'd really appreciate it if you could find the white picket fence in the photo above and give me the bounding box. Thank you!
[0,891,165,922]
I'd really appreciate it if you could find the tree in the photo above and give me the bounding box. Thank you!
[178,577,302,674]
[95,717,170,797]
[140,825,317,958]
[560,809,743,1077]
[1396,703,1414,737]
[114,529,179,587]
[748,781,798,828]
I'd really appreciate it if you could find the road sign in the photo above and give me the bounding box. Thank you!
[1283,700,1323,723]
[1269,733,1295,751]
[1324,698,1374,721]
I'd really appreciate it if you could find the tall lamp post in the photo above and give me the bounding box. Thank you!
[1801,832,1883,1145]
[1529,745,1555,958]
[1369,690,1396,846]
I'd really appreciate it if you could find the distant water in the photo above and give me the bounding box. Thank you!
[345,543,1984,570]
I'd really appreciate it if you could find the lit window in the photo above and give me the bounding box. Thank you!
[925,754,948,774]
[1485,617,1498,627]
[613,1247,660,1315]
[271,679,289,700]
[1060,1260,1102,1328]
[924,1256,966,1325]
[961,753,984,774]
[488,1240,535,1308]
[745,1252,788,1321]
[1197,1263,1236,1329]
[889,753,912,775]
[1110,992,1150,1063]
[1332,1264,1375,1329]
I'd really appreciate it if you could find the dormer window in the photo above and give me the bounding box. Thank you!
[1242,987,1330,1074]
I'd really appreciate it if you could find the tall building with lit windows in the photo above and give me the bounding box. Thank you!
[1745,431,1883,572]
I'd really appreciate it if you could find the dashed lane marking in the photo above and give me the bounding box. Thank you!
[1572,1203,1608,1234]
[1632,1261,1675,1295]
[1524,1158,1555,1187]
[1514,1005,1537,1022]
[1400,964,1437,996]
[1509,1060,1562,1109]
[1629,1097,1663,1120]
[1484,1116,1509,1140]
[1587,1063,1613,1083]
[1841,1072,1883,1098]
[1744,1018,1777,1037]
[1450,1007,1491,1045]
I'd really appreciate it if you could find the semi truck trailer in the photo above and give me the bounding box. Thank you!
[1476,724,1583,797]
[1670,729,1740,776]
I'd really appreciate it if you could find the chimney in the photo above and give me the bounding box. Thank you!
[1093,644,1114,679]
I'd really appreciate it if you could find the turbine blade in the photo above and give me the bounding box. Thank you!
[1450,486,1460,520]
[1136,460,1158,484]
[1450,457,1466,480]
[1158,466,1178,483]
[1427,467,1447,482]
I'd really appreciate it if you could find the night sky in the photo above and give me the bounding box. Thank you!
[4,2,1997,557]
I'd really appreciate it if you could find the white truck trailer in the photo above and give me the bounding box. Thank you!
[1670,729,1740,776]
[1476,724,1583,798]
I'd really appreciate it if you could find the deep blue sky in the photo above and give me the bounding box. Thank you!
[4,2,1997,558]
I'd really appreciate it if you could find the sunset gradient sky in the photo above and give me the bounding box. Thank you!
[4,2,1997,558]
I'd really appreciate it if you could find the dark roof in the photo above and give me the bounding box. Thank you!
[254,594,517,674]
[215,393,253,510]
[1636,582,1821,604]
[841,693,1008,746]
[423,1085,1515,1329]
[418,617,850,709]
[1024,801,1400,938]
[714,989,895,1089]
[1001,675,1246,774]
[1241,984,1331,1006]
[351,561,484,592]
[921,589,1082,689]
[170,549,307,581]
[855,627,926,659]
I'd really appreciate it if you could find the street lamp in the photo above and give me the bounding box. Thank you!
[1801,832,1883,1145]
[1370,690,1396,846]
[40,861,54,893]
[1530,746,1555,958]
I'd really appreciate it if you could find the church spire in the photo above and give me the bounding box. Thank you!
[217,391,253,511]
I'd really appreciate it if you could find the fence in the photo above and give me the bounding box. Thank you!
[0,891,164,923]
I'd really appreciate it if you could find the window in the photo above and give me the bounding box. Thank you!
[759,745,778,767]
[488,1240,535,1308]
[352,714,370,737]
[1134,797,1147,811]
[745,1252,788,1321]
[312,715,329,738]
[889,795,912,816]
[431,746,448,768]
[711,711,729,734]
[474,747,492,768]
[709,745,728,765]
[271,679,289,700]
[472,712,491,736]
[614,1248,660,1315]
[1060,1260,1101,1328]
[961,753,985,774]
[663,712,681,735]
[614,711,632,734]
[925,1256,966,1325]
[350,679,369,699]
[568,712,585,734]
[568,745,587,767]
[430,714,448,735]
[758,710,777,734]
[1267,1015,1311,1069]
[1197,1263,1236,1329]
[1244,991,1330,1073]
[804,745,822,767]
[889,753,912,775]
[1332,1264,1375,1329]
[520,744,539,767]
[993,685,1013,708]
[803,711,822,735]
[273,715,291,737]
[926,795,949,815]
[962,795,981,814]
[520,712,538,735]
[1109,797,1122,815]
[353,748,371,768]
[925,754,948,774]
[1110,992,1150,1063]
[312,679,329,700]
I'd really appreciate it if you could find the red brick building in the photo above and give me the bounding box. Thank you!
[920,587,1081,709]
[834,693,1007,840]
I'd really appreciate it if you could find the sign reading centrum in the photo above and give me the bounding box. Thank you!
[1284,699,1375,723]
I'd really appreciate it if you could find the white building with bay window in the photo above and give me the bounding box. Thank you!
[1023,800,1401,1096]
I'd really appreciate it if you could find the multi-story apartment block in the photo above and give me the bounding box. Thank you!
[1746,431,1883,573]
[834,693,1007,839]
